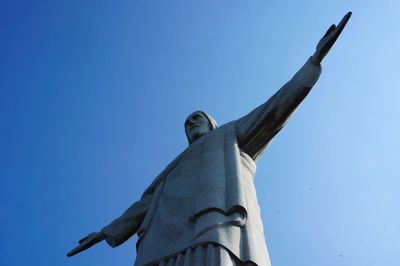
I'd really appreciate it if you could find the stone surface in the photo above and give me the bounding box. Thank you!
[67,12,351,266]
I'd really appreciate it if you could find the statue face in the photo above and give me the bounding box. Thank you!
[185,112,211,143]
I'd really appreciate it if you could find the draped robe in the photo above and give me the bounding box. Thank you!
[101,58,321,265]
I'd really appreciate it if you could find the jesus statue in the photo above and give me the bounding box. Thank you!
[68,12,351,266]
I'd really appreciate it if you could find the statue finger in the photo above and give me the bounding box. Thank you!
[78,236,88,244]
[79,232,96,244]
[70,237,98,257]
[323,24,336,38]
[336,12,352,34]
[326,12,351,49]
[67,245,85,257]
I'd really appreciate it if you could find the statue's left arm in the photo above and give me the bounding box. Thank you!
[236,12,351,160]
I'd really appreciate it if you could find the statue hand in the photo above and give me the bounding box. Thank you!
[311,11,352,64]
[67,231,105,257]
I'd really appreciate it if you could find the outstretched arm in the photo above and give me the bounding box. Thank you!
[236,12,351,160]
[67,148,182,257]
[67,186,154,257]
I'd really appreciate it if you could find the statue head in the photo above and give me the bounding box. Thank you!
[184,111,217,144]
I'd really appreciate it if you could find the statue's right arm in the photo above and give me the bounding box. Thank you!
[67,187,154,257]
[68,154,179,256]
[100,191,153,247]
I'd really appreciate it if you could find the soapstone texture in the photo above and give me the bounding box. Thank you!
[67,12,352,266]
[101,58,321,266]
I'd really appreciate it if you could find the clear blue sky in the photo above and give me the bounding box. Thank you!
[1,1,399,265]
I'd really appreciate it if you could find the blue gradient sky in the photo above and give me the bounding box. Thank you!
[1,1,399,265]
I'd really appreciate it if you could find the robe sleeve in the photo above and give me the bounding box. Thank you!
[100,151,183,248]
[100,187,154,247]
[236,57,322,160]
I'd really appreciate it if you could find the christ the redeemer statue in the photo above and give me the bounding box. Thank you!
[68,12,351,266]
